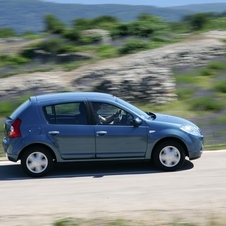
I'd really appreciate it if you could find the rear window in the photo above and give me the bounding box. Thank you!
[10,99,31,119]
[43,102,88,125]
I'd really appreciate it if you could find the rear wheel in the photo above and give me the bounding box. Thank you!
[21,146,53,177]
[153,140,185,171]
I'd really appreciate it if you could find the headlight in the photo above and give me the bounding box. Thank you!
[180,125,202,136]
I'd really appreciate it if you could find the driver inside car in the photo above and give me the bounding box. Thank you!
[92,102,121,125]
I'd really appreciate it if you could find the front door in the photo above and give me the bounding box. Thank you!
[90,101,148,158]
[94,124,147,158]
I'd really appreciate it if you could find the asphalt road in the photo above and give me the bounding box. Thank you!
[0,151,226,226]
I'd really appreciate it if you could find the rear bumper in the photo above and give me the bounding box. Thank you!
[6,153,18,162]
[2,137,7,153]
[2,137,19,162]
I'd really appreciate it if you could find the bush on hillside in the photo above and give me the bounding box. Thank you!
[118,39,149,54]
[0,54,30,66]
[190,97,224,111]
[214,80,226,93]
[0,28,17,38]
[35,38,77,54]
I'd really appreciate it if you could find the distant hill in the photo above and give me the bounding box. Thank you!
[168,3,226,13]
[0,0,226,33]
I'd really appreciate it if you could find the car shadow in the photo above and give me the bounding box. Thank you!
[0,160,194,181]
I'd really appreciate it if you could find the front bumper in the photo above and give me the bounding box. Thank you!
[188,138,204,160]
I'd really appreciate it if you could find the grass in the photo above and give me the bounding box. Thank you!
[137,100,201,118]
[176,88,196,100]
[0,117,5,157]
[214,80,226,93]
[206,60,226,70]
[190,96,225,112]
[52,217,226,226]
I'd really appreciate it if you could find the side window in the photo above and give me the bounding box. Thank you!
[43,102,88,125]
[92,102,133,126]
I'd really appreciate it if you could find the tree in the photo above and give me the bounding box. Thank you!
[0,28,16,38]
[44,14,65,34]
[183,13,211,31]
[129,14,168,37]
[92,15,119,24]
[72,18,92,31]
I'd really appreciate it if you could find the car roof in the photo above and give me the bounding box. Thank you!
[34,92,114,103]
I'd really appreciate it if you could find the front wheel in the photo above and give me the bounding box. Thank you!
[21,147,53,177]
[153,140,185,171]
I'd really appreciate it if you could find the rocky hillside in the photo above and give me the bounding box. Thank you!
[0,31,226,104]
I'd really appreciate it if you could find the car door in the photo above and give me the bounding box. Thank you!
[91,102,148,158]
[42,102,95,160]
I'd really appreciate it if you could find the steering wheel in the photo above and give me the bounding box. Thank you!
[118,110,122,121]
[113,110,122,125]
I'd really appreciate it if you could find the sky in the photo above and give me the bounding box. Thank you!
[41,0,226,7]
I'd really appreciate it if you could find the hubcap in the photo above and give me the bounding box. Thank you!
[159,146,181,167]
[26,152,48,174]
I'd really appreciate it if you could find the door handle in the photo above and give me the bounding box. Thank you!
[96,131,107,136]
[48,131,59,135]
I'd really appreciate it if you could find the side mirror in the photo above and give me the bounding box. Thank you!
[132,117,142,127]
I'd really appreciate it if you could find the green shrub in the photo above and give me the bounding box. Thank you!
[0,95,33,116]
[78,34,102,45]
[177,88,195,100]
[118,39,149,54]
[44,14,66,34]
[215,115,226,123]
[207,61,226,70]
[0,27,17,38]
[20,31,42,39]
[175,74,196,84]
[20,48,35,58]
[214,80,226,93]
[35,38,76,54]
[0,54,30,66]
[190,97,224,111]
[8,55,30,65]
[63,29,81,42]
[198,68,216,76]
[152,35,168,42]
[0,101,16,116]
[54,218,77,226]
[97,45,118,58]
[112,23,131,37]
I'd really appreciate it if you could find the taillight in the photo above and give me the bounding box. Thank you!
[9,118,22,138]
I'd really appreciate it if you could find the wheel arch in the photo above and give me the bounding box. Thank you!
[18,143,57,162]
[151,137,189,159]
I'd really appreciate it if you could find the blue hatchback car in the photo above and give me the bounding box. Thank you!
[2,92,204,177]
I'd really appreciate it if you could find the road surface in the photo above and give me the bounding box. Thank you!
[0,150,226,226]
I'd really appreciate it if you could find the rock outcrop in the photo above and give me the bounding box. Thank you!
[0,31,226,104]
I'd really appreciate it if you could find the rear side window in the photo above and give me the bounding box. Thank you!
[43,102,88,125]
[10,99,31,120]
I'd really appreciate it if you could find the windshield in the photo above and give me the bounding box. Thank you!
[116,97,150,119]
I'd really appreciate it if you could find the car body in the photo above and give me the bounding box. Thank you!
[2,92,204,177]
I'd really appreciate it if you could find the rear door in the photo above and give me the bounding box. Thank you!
[42,102,95,160]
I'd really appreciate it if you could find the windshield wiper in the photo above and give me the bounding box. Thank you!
[146,112,156,119]
[6,116,12,120]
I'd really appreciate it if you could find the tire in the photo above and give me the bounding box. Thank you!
[153,140,185,171]
[21,146,53,177]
